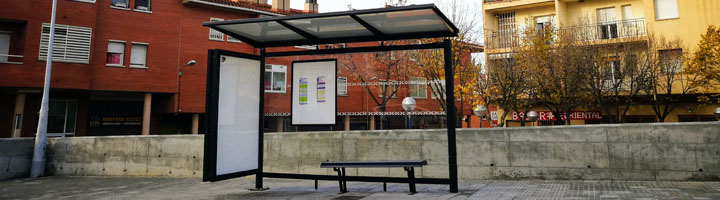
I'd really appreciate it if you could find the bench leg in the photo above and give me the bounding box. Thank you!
[333,167,345,194]
[383,182,387,192]
[404,167,416,195]
[341,167,348,193]
[315,179,318,190]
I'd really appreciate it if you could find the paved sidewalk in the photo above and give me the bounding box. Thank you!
[2,176,720,200]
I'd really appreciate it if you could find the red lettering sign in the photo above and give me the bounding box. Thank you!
[511,111,602,121]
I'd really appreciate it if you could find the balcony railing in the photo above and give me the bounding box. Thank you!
[559,18,646,42]
[0,54,23,64]
[486,18,646,50]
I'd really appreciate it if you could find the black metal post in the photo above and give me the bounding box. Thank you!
[334,168,343,193]
[405,167,417,195]
[443,39,458,193]
[256,48,266,190]
[342,168,348,192]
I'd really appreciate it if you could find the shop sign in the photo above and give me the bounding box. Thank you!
[511,111,602,121]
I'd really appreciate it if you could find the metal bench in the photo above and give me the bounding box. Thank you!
[320,160,427,194]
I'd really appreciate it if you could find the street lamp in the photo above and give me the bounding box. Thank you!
[177,60,196,112]
[473,105,488,128]
[714,107,720,120]
[526,111,539,126]
[402,97,416,129]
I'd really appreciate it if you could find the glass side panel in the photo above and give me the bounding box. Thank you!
[216,21,306,42]
[284,16,374,38]
[356,9,451,35]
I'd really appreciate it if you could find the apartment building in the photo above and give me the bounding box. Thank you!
[482,0,720,126]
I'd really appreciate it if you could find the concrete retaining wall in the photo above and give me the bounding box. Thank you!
[0,138,34,180]
[264,122,720,181]
[2,122,718,181]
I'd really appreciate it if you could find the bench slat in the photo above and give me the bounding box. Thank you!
[320,160,427,168]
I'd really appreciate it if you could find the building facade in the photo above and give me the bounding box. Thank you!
[482,0,720,126]
[1,0,482,138]
[0,0,315,138]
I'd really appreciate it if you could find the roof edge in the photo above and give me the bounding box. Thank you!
[184,0,284,16]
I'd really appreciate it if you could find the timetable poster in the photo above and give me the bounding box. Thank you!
[291,60,337,125]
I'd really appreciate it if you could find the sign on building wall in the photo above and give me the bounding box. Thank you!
[291,59,337,125]
[511,111,602,121]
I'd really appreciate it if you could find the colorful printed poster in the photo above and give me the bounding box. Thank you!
[299,78,308,105]
[317,76,326,103]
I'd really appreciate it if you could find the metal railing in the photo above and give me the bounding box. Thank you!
[0,54,24,64]
[485,18,646,49]
[558,18,646,42]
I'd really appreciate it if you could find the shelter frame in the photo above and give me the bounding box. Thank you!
[202,4,459,193]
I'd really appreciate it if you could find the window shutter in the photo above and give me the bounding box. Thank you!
[337,77,347,96]
[107,42,124,53]
[39,23,92,63]
[654,0,678,20]
[130,44,147,66]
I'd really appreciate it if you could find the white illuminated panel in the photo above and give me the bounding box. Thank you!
[292,60,337,125]
[216,55,260,175]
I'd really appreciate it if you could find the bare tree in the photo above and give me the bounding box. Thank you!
[639,33,700,122]
[338,43,415,129]
[415,0,483,127]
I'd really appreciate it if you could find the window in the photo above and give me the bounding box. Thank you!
[111,0,129,8]
[209,18,224,41]
[534,15,554,34]
[540,120,565,126]
[71,0,96,3]
[678,115,716,122]
[134,0,151,11]
[654,0,678,20]
[337,77,347,96]
[106,41,125,66]
[410,77,427,98]
[227,36,242,43]
[264,64,286,93]
[496,12,516,48]
[0,32,10,63]
[597,7,618,39]
[660,49,682,73]
[622,5,633,20]
[47,100,77,137]
[378,80,397,98]
[130,43,148,68]
[623,115,657,123]
[430,79,446,99]
[603,60,621,90]
[39,23,92,64]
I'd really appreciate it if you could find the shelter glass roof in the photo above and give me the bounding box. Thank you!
[204,4,458,48]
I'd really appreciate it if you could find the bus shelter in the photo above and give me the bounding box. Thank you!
[202,4,460,193]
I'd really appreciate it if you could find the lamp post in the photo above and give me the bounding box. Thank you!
[714,107,720,121]
[402,97,416,129]
[177,60,196,112]
[473,105,488,128]
[526,111,539,127]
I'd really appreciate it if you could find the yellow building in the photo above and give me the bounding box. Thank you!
[482,0,720,126]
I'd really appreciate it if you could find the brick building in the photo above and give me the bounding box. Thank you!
[0,0,483,138]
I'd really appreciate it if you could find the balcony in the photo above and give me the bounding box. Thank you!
[485,18,647,50]
[558,18,646,43]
